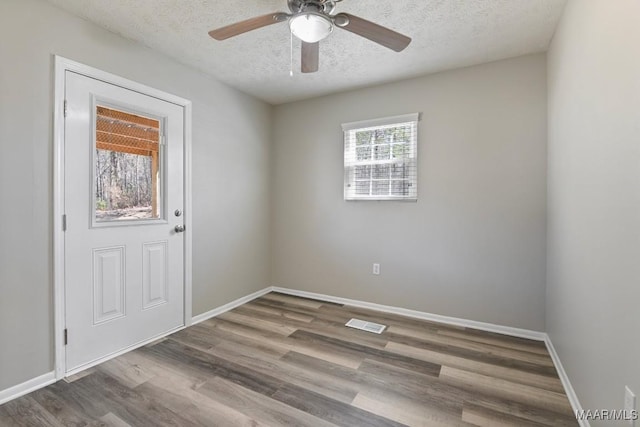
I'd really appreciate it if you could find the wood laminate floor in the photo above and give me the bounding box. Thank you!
[0,292,578,426]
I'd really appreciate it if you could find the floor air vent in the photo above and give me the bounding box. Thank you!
[345,318,386,334]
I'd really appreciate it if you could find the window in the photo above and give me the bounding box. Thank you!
[93,104,164,225]
[343,113,420,201]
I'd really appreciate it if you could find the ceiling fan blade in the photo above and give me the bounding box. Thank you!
[209,13,289,40]
[334,13,411,52]
[301,41,319,73]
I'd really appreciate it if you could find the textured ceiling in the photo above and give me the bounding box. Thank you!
[45,0,567,104]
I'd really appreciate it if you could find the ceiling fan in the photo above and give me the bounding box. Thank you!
[208,0,411,73]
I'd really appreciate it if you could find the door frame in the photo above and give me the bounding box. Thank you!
[53,56,193,379]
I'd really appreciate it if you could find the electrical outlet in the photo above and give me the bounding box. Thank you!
[625,386,636,426]
[372,263,380,275]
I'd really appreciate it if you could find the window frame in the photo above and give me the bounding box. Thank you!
[90,97,168,228]
[342,113,420,201]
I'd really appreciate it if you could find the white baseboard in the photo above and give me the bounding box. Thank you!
[271,286,546,341]
[191,287,272,325]
[0,372,56,406]
[544,335,588,427]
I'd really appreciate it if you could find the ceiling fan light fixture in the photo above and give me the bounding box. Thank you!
[289,12,333,43]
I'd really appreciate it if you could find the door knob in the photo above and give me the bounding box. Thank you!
[174,224,185,233]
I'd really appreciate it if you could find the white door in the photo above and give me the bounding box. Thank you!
[64,71,185,372]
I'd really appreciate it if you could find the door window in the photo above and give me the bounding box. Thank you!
[93,105,164,224]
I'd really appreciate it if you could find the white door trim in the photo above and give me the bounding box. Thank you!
[53,55,193,380]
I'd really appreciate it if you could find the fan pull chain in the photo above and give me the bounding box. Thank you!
[289,31,293,77]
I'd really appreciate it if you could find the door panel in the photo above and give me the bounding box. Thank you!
[92,246,126,324]
[64,71,185,372]
[142,240,169,309]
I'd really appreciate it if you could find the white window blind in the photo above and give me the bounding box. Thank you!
[343,113,420,201]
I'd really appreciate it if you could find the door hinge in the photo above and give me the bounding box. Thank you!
[63,100,68,118]
[62,214,67,231]
[64,329,68,345]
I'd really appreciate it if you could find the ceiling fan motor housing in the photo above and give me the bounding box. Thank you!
[288,0,338,15]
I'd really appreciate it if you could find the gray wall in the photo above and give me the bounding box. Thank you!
[0,0,272,390]
[272,54,548,331]
[547,0,640,421]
